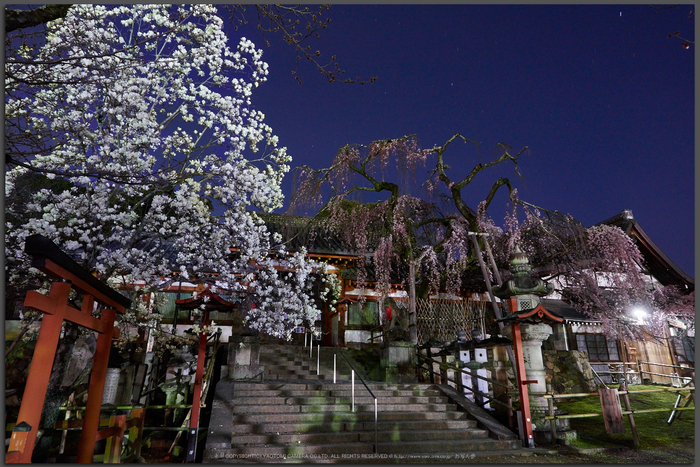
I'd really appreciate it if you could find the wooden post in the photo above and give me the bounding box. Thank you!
[103,411,127,463]
[598,388,625,434]
[426,346,435,384]
[511,322,535,448]
[440,354,448,385]
[186,311,209,463]
[409,261,417,344]
[547,383,557,444]
[6,422,32,463]
[637,357,644,384]
[455,349,464,395]
[506,395,514,430]
[77,308,117,463]
[126,407,145,462]
[668,392,694,424]
[618,379,639,447]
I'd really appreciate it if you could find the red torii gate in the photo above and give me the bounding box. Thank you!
[6,235,131,463]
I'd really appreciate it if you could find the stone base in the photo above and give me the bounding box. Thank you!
[530,407,573,446]
[226,335,264,380]
[381,342,416,383]
[534,428,578,445]
[227,363,265,380]
[530,407,571,431]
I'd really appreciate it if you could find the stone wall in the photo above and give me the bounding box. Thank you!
[543,350,597,394]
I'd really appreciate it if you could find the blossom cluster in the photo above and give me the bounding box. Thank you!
[244,248,336,339]
[4,4,319,350]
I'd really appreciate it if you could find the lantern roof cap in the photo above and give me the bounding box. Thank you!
[496,303,563,323]
[493,245,552,299]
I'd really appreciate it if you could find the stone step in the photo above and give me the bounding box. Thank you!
[231,387,444,398]
[213,438,520,458]
[206,344,524,463]
[263,367,341,376]
[357,427,489,443]
[353,418,477,432]
[210,442,375,457]
[231,418,477,435]
[231,402,457,414]
[261,354,348,363]
[261,364,343,371]
[232,431,363,446]
[261,363,349,373]
[232,410,468,426]
[261,364,352,378]
[259,348,365,370]
[376,438,523,454]
[231,427,488,446]
[263,369,318,376]
[231,382,439,391]
[232,395,450,405]
[262,373,333,381]
[259,351,338,360]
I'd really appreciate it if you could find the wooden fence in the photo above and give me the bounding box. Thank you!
[394,297,487,345]
[7,408,145,464]
[6,336,219,463]
[543,380,695,447]
[590,360,694,387]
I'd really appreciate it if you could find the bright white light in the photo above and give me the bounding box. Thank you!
[632,308,647,321]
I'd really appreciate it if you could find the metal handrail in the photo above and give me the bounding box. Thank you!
[335,350,379,454]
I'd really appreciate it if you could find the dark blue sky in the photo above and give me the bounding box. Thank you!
[232,5,695,278]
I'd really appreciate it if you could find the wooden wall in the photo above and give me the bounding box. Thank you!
[629,328,678,384]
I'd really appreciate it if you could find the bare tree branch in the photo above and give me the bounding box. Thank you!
[224,4,376,85]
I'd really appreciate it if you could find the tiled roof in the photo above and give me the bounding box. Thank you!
[257,212,357,257]
[541,298,589,322]
[598,210,694,290]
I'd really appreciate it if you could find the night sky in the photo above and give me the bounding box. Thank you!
[231,5,695,278]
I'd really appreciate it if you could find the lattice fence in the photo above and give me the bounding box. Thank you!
[394,297,487,345]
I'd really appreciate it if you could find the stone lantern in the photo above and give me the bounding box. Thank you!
[493,246,563,446]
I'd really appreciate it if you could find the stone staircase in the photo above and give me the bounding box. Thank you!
[259,342,345,381]
[204,343,525,463]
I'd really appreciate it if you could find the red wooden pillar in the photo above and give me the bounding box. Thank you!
[7,281,72,463]
[76,308,118,463]
[186,311,209,463]
[511,322,536,448]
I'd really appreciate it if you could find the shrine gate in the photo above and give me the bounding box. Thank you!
[6,234,131,463]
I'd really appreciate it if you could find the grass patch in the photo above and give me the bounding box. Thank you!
[555,384,694,451]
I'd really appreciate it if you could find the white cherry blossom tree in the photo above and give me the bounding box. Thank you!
[5,4,329,343]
